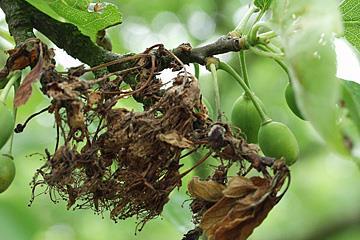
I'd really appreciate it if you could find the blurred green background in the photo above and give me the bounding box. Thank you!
[1,1,360,240]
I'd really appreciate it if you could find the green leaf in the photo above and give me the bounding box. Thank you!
[341,80,360,134]
[25,0,122,42]
[272,0,351,158]
[340,0,360,53]
[254,0,273,11]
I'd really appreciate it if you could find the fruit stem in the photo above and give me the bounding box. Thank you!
[253,9,266,25]
[249,22,273,45]
[209,63,222,121]
[8,108,16,155]
[0,71,20,103]
[233,6,257,35]
[239,51,250,88]
[249,46,284,61]
[218,62,271,124]
[256,44,291,79]
[8,76,21,155]
[274,59,291,79]
[258,30,277,40]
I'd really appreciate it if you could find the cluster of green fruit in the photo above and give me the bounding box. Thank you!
[206,61,301,166]
[230,84,300,166]
[0,74,17,193]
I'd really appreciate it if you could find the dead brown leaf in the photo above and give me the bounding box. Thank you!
[158,130,194,149]
[15,41,55,107]
[199,175,283,240]
[188,177,226,202]
[0,38,41,80]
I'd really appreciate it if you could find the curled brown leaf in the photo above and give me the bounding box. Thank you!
[188,177,226,202]
[198,173,288,240]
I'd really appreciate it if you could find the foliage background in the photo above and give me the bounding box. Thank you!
[0,0,360,239]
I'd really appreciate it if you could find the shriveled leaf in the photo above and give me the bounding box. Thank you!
[222,176,257,198]
[14,41,55,107]
[158,130,194,149]
[254,0,273,11]
[188,177,225,202]
[25,0,122,42]
[0,40,40,81]
[14,45,44,107]
[272,0,350,158]
[340,0,360,53]
[200,176,275,240]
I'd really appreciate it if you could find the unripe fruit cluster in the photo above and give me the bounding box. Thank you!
[231,93,264,143]
[231,93,299,166]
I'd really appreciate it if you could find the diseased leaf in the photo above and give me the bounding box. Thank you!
[14,44,44,107]
[340,0,360,53]
[14,40,55,107]
[158,131,194,149]
[222,176,257,198]
[199,176,276,240]
[254,0,273,11]
[188,177,226,202]
[25,0,122,42]
[272,0,351,158]
[0,40,39,80]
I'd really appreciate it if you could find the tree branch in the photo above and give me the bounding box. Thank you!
[0,0,246,70]
[0,0,35,44]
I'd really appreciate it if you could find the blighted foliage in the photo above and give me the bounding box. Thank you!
[1,38,290,239]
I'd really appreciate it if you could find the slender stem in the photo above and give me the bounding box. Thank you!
[253,9,266,26]
[8,75,21,155]
[8,108,17,155]
[274,59,291,79]
[218,62,271,124]
[193,63,200,79]
[256,44,291,79]
[258,31,277,40]
[239,51,250,88]
[249,22,274,45]
[209,63,222,121]
[249,46,284,61]
[0,71,20,102]
[234,6,257,35]
[180,151,213,178]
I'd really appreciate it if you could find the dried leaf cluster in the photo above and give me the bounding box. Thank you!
[0,39,290,239]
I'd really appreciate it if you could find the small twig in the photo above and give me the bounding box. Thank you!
[15,106,50,133]
[180,151,213,177]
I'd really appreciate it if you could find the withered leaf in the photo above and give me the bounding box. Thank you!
[88,92,102,107]
[14,42,44,107]
[15,41,55,107]
[222,176,258,198]
[0,38,40,80]
[158,130,194,149]
[200,176,278,240]
[188,177,225,202]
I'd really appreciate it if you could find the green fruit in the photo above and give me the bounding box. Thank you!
[231,93,264,143]
[285,83,305,120]
[0,102,14,149]
[0,154,15,193]
[258,121,299,165]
